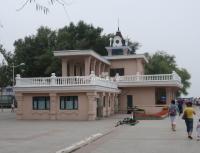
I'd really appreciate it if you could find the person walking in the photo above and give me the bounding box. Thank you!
[177,99,183,115]
[183,101,196,139]
[196,119,200,141]
[11,103,15,112]
[168,100,179,131]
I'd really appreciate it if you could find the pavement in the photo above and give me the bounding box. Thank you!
[1,108,200,153]
[0,109,128,153]
[74,112,200,153]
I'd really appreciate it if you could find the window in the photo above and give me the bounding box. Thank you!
[155,88,166,104]
[110,68,124,77]
[60,96,78,110]
[32,96,50,110]
[112,49,123,55]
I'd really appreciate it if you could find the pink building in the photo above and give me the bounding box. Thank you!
[14,30,182,120]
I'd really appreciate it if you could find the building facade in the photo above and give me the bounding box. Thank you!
[14,29,182,120]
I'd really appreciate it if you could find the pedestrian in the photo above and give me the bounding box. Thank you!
[183,101,196,139]
[177,98,183,115]
[196,119,200,141]
[11,103,15,112]
[168,100,179,131]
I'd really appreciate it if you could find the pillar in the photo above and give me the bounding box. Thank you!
[84,56,91,76]
[15,93,23,119]
[69,61,74,76]
[98,62,102,77]
[87,92,97,120]
[62,58,68,76]
[50,93,57,120]
[91,59,96,75]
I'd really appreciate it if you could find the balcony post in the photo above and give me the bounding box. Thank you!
[51,73,56,86]
[115,73,119,81]
[90,71,96,84]
[136,72,140,81]
[15,74,21,86]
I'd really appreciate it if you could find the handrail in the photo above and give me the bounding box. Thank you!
[15,73,118,89]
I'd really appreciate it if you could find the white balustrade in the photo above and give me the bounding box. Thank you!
[115,73,181,83]
[15,74,118,89]
[15,72,181,89]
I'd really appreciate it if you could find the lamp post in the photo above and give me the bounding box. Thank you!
[11,63,25,109]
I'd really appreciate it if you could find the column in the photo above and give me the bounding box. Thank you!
[98,62,102,77]
[110,93,115,115]
[50,93,57,120]
[62,58,68,76]
[84,56,91,76]
[105,93,109,117]
[69,61,74,76]
[91,59,97,75]
[87,92,97,121]
[166,87,171,105]
[15,93,23,119]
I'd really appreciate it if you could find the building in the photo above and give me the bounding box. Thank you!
[14,29,182,120]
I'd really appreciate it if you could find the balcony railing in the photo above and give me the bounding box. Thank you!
[15,71,182,89]
[15,72,118,89]
[115,71,182,87]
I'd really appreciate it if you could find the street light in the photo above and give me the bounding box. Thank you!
[11,62,25,108]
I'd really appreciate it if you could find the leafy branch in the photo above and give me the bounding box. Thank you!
[16,0,71,14]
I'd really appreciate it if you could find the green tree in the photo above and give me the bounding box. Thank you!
[14,26,60,77]
[144,51,191,96]
[0,44,12,88]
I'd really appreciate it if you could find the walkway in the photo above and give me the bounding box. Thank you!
[74,115,200,153]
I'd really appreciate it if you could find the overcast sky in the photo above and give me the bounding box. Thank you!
[0,0,200,97]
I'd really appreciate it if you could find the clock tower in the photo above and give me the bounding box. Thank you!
[106,28,132,56]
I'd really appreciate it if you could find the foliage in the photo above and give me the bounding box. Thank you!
[144,51,191,96]
[1,21,140,87]
[13,21,122,77]
[0,45,12,88]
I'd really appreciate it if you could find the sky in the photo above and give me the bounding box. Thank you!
[0,0,200,97]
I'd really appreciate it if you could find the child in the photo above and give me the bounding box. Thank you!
[197,119,200,141]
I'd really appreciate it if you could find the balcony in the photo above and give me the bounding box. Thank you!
[115,71,182,88]
[14,72,119,93]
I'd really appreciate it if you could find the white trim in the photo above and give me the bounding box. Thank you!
[104,54,148,63]
[54,50,110,65]
[118,81,182,88]
[14,85,120,93]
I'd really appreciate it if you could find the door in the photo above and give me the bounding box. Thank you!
[96,98,102,118]
[127,95,133,114]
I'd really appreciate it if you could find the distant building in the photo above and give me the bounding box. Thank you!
[14,29,182,120]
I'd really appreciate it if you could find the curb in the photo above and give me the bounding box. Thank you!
[56,127,116,153]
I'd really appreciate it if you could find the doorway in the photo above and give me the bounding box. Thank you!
[127,95,133,114]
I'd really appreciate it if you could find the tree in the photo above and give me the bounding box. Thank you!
[13,21,115,77]
[0,45,12,88]
[144,51,191,96]
[7,21,140,81]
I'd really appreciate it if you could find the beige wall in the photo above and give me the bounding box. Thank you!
[119,87,155,112]
[119,87,179,114]
[109,59,144,75]
[16,92,89,120]
[15,91,116,120]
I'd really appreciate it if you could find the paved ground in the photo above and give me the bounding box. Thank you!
[0,109,128,153]
[74,113,200,153]
[1,108,200,153]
